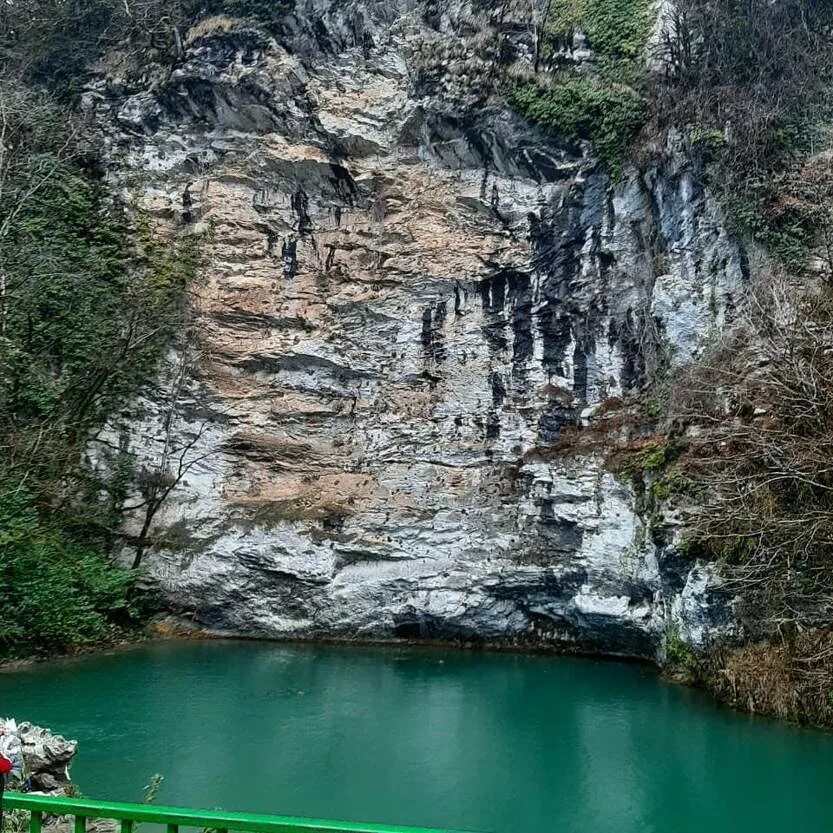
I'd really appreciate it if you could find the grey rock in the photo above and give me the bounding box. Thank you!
[14,723,116,833]
[86,1,742,661]
[19,723,76,793]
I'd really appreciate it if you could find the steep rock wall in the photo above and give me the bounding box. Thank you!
[87,1,743,658]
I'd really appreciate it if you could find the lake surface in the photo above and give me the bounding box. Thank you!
[2,641,832,833]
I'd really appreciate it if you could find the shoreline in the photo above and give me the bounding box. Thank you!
[0,617,659,672]
[6,617,829,732]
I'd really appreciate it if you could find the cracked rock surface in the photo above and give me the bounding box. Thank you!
[88,1,743,659]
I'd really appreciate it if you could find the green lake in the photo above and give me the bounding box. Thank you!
[2,641,832,833]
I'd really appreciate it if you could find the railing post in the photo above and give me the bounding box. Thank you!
[121,820,134,833]
[30,810,43,833]
[166,824,179,833]
[74,815,86,833]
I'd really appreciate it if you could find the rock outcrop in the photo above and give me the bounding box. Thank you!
[87,1,744,659]
[12,723,115,833]
[17,723,76,793]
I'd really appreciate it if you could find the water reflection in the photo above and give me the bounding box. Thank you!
[2,642,832,833]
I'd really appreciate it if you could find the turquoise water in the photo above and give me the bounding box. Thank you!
[2,641,832,833]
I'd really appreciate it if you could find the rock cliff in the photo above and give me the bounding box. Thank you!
[86,1,744,659]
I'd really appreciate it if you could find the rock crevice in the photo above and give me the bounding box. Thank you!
[88,1,743,659]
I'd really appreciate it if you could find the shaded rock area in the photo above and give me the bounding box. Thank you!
[87,1,742,660]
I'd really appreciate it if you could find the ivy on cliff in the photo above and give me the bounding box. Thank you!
[511,77,646,178]
[543,0,653,82]
[514,0,652,178]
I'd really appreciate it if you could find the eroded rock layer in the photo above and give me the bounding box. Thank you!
[88,1,743,658]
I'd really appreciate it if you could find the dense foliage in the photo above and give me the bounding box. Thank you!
[543,0,653,81]
[0,489,136,655]
[0,41,200,656]
[515,0,652,177]
[510,78,646,177]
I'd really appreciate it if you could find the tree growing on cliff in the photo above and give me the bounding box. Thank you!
[0,35,203,655]
[673,273,833,629]
[666,270,833,722]
[118,341,217,571]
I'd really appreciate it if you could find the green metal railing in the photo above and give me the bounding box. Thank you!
[3,793,475,833]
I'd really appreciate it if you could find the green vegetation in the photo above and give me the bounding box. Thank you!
[542,0,585,41]
[665,625,697,672]
[581,0,653,81]
[516,0,652,176]
[4,164,128,430]
[543,0,653,81]
[612,439,671,483]
[0,73,200,658]
[647,468,693,504]
[0,490,136,656]
[511,77,646,178]
[0,0,118,101]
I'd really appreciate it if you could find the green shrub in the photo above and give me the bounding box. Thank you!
[0,488,136,657]
[543,0,652,83]
[0,162,130,426]
[511,77,646,177]
[665,624,697,671]
[649,468,694,503]
[583,0,653,82]
[614,439,671,482]
[0,85,201,658]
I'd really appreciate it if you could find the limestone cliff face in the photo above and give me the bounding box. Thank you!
[86,1,743,658]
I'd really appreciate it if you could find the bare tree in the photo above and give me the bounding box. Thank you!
[107,311,219,570]
[529,0,554,72]
[671,271,833,635]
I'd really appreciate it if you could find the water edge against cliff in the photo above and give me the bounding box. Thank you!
[2,641,832,833]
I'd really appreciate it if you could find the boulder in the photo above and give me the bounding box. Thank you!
[18,723,76,794]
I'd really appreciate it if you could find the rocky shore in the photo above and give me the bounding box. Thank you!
[8,722,76,795]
